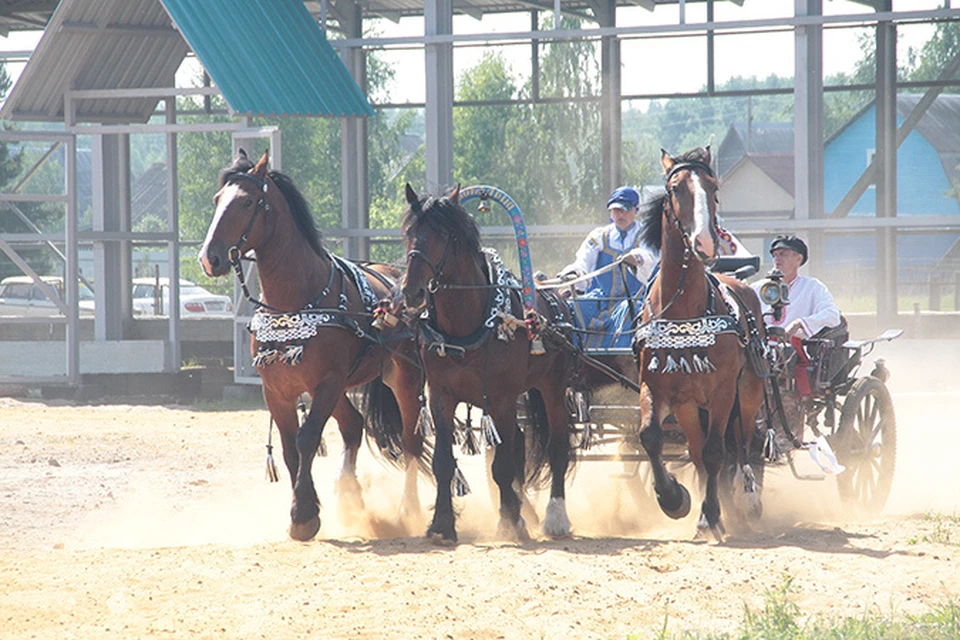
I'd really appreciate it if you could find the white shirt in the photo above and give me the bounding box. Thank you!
[561,222,660,287]
[753,274,841,337]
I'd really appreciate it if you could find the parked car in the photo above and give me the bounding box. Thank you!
[132,277,233,317]
[0,275,95,317]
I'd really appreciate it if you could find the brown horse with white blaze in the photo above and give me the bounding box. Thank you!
[198,150,426,541]
[635,147,766,539]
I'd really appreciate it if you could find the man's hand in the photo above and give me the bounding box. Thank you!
[622,253,642,268]
[785,319,806,338]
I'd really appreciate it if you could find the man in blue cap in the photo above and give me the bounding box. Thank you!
[558,186,659,348]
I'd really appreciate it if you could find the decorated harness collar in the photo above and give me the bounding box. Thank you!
[248,254,380,367]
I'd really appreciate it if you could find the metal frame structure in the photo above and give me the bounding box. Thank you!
[2,0,959,388]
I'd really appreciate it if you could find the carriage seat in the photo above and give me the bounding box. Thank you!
[805,316,850,389]
[711,255,760,280]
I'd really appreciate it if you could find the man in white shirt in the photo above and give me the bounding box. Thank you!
[558,186,659,348]
[754,235,841,339]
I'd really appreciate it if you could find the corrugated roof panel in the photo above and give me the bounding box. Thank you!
[1,0,189,123]
[160,0,373,117]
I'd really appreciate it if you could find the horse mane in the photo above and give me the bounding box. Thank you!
[401,188,482,258]
[218,156,325,259]
[638,146,717,252]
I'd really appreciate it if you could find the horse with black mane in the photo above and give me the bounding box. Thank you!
[199,150,426,541]
[634,147,767,539]
[399,184,575,544]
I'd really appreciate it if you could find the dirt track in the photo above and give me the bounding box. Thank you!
[2,339,960,639]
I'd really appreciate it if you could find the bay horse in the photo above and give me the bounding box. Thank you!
[199,150,425,541]
[635,147,766,539]
[399,184,574,544]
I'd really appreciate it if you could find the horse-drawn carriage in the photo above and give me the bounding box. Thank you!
[201,146,901,544]
[560,262,902,519]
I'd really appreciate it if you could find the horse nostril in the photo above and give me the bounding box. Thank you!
[209,254,220,269]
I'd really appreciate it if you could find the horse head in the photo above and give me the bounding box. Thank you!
[199,149,274,277]
[660,146,719,262]
[400,183,478,311]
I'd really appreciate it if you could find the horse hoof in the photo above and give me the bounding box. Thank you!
[542,497,572,539]
[427,518,457,545]
[289,516,320,541]
[497,516,530,542]
[658,483,691,520]
[695,514,726,543]
[427,530,457,546]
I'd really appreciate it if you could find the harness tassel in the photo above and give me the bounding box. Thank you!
[663,354,679,373]
[452,462,471,497]
[579,421,594,450]
[481,413,502,448]
[265,443,279,483]
[763,427,781,463]
[702,355,717,372]
[692,353,705,373]
[417,399,435,438]
[648,352,660,373]
[679,355,692,375]
[460,409,480,456]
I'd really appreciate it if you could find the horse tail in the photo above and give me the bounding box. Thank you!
[522,388,562,489]
[355,377,406,468]
[355,377,434,474]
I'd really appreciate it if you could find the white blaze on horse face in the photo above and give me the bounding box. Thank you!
[202,182,242,252]
[690,174,715,258]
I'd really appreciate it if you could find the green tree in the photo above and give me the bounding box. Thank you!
[0,63,65,281]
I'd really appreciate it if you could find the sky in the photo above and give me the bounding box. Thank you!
[0,0,944,108]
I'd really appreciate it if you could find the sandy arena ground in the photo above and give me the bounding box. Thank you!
[2,338,960,639]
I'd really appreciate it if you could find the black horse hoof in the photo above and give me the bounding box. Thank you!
[289,516,320,541]
[427,515,457,545]
[658,482,691,520]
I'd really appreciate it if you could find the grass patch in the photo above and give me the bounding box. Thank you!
[639,574,960,639]
[908,512,960,548]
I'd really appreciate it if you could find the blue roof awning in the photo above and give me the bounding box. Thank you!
[160,0,373,118]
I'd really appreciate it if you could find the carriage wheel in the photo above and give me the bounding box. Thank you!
[833,376,897,515]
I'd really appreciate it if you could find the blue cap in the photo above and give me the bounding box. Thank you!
[606,186,640,210]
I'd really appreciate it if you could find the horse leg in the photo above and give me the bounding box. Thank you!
[288,379,342,541]
[697,399,735,542]
[390,365,425,526]
[491,406,529,542]
[263,389,300,487]
[539,384,572,539]
[332,393,366,521]
[426,390,458,545]
[639,387,691,519]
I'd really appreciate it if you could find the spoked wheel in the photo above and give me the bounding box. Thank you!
[833,376,897,515]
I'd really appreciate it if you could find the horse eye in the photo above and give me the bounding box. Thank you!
[244,199,253,208]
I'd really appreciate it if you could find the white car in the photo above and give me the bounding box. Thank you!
[0,275,95,317]
[132,277,233,317]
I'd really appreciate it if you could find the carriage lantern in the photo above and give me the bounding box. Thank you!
[759,268,790,322]
[478,195,490,214]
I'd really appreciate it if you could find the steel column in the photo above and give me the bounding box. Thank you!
[876,9,898,322]
[341,4,370,260]
[425,0,454,192]
[91,133,131,341]
[794,0,825,277]
[599,0,621,196]
[166,99,181,371]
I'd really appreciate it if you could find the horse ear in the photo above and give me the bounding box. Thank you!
[253,150,269,178]
[405,183,419,206]
[703,144,712,166]
[237,147,248,160]
[660,148,675,175]
[449,183,461,205]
